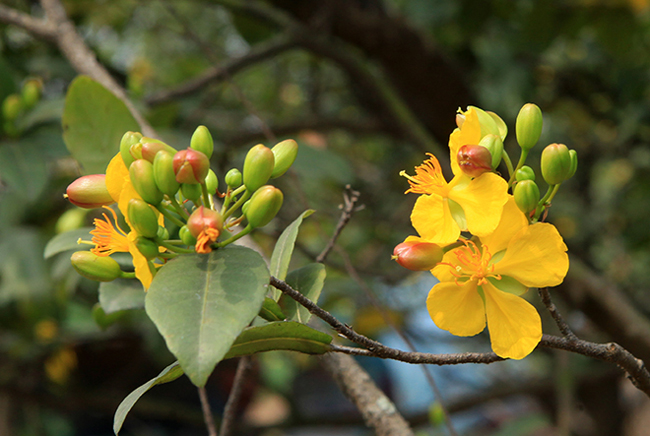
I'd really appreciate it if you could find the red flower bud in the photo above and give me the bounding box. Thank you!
[187,206,223,253]
[392,240,444,271]
[65,174,115,209]
[173,148,210,184]
[457,145,492,178]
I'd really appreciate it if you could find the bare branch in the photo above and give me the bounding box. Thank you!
[539,287,578,341]
[198,386,218,436]
[0,5,55,40]
[219,356,252,436]
[316,186,363,263]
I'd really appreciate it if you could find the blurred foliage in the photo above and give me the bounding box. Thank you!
[3,0,650,435]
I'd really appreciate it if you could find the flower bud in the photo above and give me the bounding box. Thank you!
[129,159,163,205]
[243,144,275,192]
[457,145,492,178]
[157,225,169,241]
[241,199,251,215]
[179,225,197,246]
[469,106,501,138]
[2,94,22,121]
[71,251,122,282]
[245,185,283,228]
[65,174,115,208]
[187,206,223,238]
[514,180,540,215]
[486,111,508,141]
[181,183,202,202]
[141,140,177,163]
[119,131,143,168]
[516,103,543,151]
[190,125,214,159]
[567,149,578,180]
[173,148,210,184]
[478,134,503,169]
[225,168,242,188]
[127,198,159,238]
[270,139,298,178]
[21,79,42,109]
[515,165,536,182]
[134,236,159,260]
[392,240,444,271]
[153,150,180,196]
[541,143,572,185]
[205,170,218,195]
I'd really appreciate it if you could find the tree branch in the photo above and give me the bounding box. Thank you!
[198,386,218,436]
[316,186,363,263]
[0,5,56,40]
[218,356,252,436]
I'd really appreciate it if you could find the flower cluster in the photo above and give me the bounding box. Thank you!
[394,105,573,359]
[66,126,298,290]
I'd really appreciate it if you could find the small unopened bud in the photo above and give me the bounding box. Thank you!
[243,144,275,192]
[153,150,180,196]
[270,139,298,178]
[515,165,536,182]
[179,225,197,246]
[129,159,163,205]
[245,185,283,228]
[181,183,202,202]
[119,131,143,168]
[2,94,22,121]
[127,198,159,238]
[514,180,540,215]
[173,148,210,184]
[65,174,115,209]
[457,145,492,178]
[516,103,543,151]
[392,240,444,271]
[541,143,572,185]
[190,125,214,159]
[141,140,177,163]
[134,236,159,260]
[71,251,122,282]
[21,79,42,109]
[205,170,218,195]
[225,168,242,188]
[478,134,503,169]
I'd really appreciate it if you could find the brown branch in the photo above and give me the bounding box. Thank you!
[0,5,56,40]
[539,287,578,341]
[315,186,363,263]
[198,386,218,436]
[218,356,252,436]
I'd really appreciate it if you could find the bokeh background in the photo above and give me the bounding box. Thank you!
[2,0,650,435]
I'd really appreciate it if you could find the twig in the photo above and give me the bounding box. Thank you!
[316,186,363,263]
[539,287,578,341]
[198,387,218,436]
[218,356,251,436]
[0,5,56,40]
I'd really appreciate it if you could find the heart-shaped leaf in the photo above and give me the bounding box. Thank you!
[99,278,145,313]
[145,246,269,386]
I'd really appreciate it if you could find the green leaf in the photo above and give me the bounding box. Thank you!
[113,361,184,435]
[0,142,47,202]
[62,76,139,174]
[43,227,94,259]
[282,263,326,323]
[145,246,270,387]
[269,209,314,298]
[224,321,332,359]
[99,278,145,313]
[259,297,286,322]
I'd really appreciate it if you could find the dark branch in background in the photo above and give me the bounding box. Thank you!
[315,186,363,263]
[539,287,578,341]
[219,356,251,436]
[198,387,218,436]
[0,5,56,40]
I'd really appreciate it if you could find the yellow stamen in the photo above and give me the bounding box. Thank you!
[401,154,448,195]
[442,240,501,286]
[89,207,129,256]
[195,228,220,254]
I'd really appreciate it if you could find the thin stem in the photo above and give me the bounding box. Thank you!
[538,287,578,341]
[169,196,190,220]
[158,239,196,253]
[156,204,186,228]
[507,149,528,186]
[216,224,253,247]
[533,184,560,220]
[201,183,213,209]
[316,186,362,263]
[502,150,515,186]
[119,271,136,279]
[223,190,251,220]
[219,356,252,436]
[198,387,218,436]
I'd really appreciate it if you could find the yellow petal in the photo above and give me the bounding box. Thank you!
[128,232,153,290]
[411,194,460,245]
[105,154,129,203]
[493,223,569,288]
[480,197,528,254]
[431,250,461,283]
[449,172,508,237]
[117,179,143,227]
[426,280,486,337]
[482,281,542,359]
[449,108,481,176]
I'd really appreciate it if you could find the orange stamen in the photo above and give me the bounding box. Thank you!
[401,154,448,195]
[89,207,129,256]
[195,228,220,254]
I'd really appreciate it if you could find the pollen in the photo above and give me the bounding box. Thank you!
[89,207,129,256]
[446,239,500,286]
[401,154,448,195]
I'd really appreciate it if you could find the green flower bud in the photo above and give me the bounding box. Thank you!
[181,183,202,202]
[243,144,275,192]
[127,198,159,238]
[270,139,298,178]
[541,143,572,185]
[55,208,87,234]
[468,106,501,138]
[21,78,42,109]
[71,251,122,282]
[120,131,143,168]
[516,103,543,151]
[225,168,242,188]
[157,226,169,240]
[141,141,177,163]
[478,134,503,169]
[153,150,180,196]
[567,149,578,180]
[392,240,444,271]
[129,159,163,205]
[173,148,210,184]
[241,199,251,215]
[457,145,492,178]
[515,165,536,182]
[245,185,283,228]
[179,225,197,246]
[134,236,159,260]
[190,125,214,159]
[514,180,540,215]
[65,174,115,208]
[2,94,22,121]
[205,170,218,195]
[486,111,508,141]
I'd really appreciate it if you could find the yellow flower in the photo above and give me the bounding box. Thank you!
[427,199,569,359]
